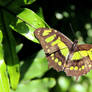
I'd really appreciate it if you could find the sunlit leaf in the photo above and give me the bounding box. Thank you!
[0,60,10,92]
[21,50,48,80]
[85,70,92,79]
[58,77,70,91]
[10,8,50,43]
[10,78,56,92]
[69,84,86,92]
[0,30,10,92]
[89,81,92,92]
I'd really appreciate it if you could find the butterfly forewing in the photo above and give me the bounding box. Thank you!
[34,28,73,54]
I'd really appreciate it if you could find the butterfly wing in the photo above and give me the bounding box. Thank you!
[34,28,73,54]
[34,28,73,71]
[78,44,92,50]
[46,50,66,71]
[64,44,92,80]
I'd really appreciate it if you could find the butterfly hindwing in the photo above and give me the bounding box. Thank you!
[64,44,92,79]
[47,51,66,71]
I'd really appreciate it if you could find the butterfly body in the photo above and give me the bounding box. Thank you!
[34,28,92,80]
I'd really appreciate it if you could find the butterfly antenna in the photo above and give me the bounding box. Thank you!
[69,23,84,59]
[69,23,77,40]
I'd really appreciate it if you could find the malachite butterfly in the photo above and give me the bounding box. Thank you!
[34,28,92,80]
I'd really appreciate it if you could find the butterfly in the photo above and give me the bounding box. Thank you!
[34,28,92,80]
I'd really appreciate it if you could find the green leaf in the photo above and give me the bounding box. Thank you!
[0,60,10,92]
[69,84,86,92]
[10,78,56,92]
[1,11,20,89]
[85,70,92,79]
[24,0,36,4]
[0,44,3,60]
[0,31,10,92]
[21,50,48,80]
[87,29,92,37]
[89,81,92,92]
[58,77,70,92]
[0,30,3,43]
[10,8,50,43]
[16,43,23,53]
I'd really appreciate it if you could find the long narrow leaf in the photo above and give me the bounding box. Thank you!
[0,30,10,92]
[1,11,20,90]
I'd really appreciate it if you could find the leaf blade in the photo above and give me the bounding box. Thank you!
[1,11,20,89]
[10,8,50,43]
[0,30,10,92]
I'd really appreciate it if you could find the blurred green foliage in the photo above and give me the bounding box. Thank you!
[0,0,92,92]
